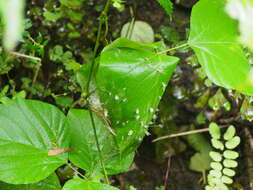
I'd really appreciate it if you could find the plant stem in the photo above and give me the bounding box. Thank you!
[85,0,112,184]
[89,110,110,184]
[86,0,112,92]
[66,162,88,180]
[10,51,41,62]
[153,125,228,142]
[157,43,189,54]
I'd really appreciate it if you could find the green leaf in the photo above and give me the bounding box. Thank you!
[96,38,179,152]
[0,173,61,190]
[209,169,222,178]
[67,109,135,175]
[223,159,238,168]
[224,125,236,140]
[0,99,69,184]
[121,21,154,44]
[209,151,222,162]
[223,150,239,159]
[189,0,253,95]
[211,139,224,150]
[189,152,211,172]
[208,89,231,111]
[62,178,119,190]
[223,168,235,177]
[156,0,173,18]
[0,0,25,51]
[225,136,241,149]
[221,175,233,184]
[43,11,63,22]
[59,0,83,9]
[209,123,221,140]
[210,162,223,171]
[187,130,212,172]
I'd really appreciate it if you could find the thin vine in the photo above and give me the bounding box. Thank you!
[85,0,112,184]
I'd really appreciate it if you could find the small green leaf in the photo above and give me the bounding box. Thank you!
[209,151,222,162]
[209,169,222,178]
[209,123,221,139]
[221,175,233,184]
[59,0,83,9]
[223,150,239,159]
[156,0,173,18]
[210,162,223,171]
[223,168,236,177]
[43,11,63,22]
[211,139,224,150]
[224,125,236,140]
[223,159,238,168]
[62,178,119,190]
[189,152,212,172]
[121,21,154,44]
[0,0,25,51]
[225,136,241,149]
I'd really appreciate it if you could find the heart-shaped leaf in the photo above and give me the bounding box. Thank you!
[0,99,69,184]
[62,178,119,190]
[189,0,253,95]
[96,38,179,152]
[67,109,134,175]
[0,173,61,190]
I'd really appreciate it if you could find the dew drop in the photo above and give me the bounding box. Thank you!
[162,82,167,90]
[114,95,119,100]
[149,108,154,113]
[128,130,133,136]
[136,115,140,120]
[123,98,127,102]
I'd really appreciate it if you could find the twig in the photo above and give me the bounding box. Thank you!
[66,162,87,180]
[153,125,228,142]
[86,0,112,184]
[157,43,189,54]
[10,51,41,62]
[164,156,171,190]
[89,110,110,184]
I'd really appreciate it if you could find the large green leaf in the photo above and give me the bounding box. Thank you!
[96,38,179,151]
[189,0,253,95]
[0,0,25,51]
[0,173,61,190]
[0,99,69,184]
[67,109,134,175]
[62,178,119,190]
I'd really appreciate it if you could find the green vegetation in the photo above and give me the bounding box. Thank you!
[0,0,252,189]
